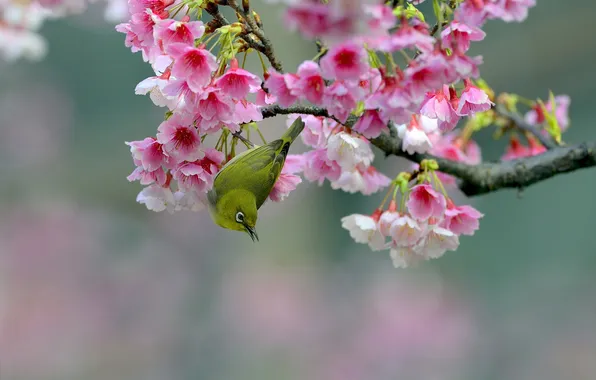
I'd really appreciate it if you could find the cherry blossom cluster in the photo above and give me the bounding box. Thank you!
[342,161,483,268]
[117,0,577,266]
[0,0,127,61]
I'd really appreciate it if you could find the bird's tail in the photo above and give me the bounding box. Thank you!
[282,117,305,143]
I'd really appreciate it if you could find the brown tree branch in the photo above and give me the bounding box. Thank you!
[261,105,596,197]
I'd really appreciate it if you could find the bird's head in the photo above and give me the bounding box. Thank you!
[210,189,259,241]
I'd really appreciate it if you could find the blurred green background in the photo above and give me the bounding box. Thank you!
[1,1,596,379]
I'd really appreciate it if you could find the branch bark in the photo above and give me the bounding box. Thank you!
[261,105,596,197]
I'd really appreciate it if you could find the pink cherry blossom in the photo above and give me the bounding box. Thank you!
[162,78,197,109]
[390,246,422,268]
[269,173,302,202]
[352,109,387,138]
[292,60,326,105]
[302,148,342,185]
[196,86,234,123]
[440,21,485,53]
[456,79,493,116]
[323,81,359,123]
[227,101,263,130]
[126,137,167,171]
[215,59,261,100]
[264,69,299,107]
[448,51,483,79]
[320,41,368,81]
[284,2,353,39]
[524,94,570,131]
[270,154,305,202]
[153,18,204,50]
[379,21,435,53]
[166,42,217,92]
[379,205,399,236]
[366,77,411,124]
[136,184,176,212]
[389,214,424,247]
[156,114,203,162]
[397,115,433,155]
[287,115,331,148]
[414,224,459,259]
[326,131,373,170]
[341,211,385,251]
[404,53,454,101]
[407,184,447,221]
[501,135,530,161]
[455,1,489,27]
[255,88,277,106]
[173,190,206,212]
[486,0,536,23]
[443,203,484,236]
[331,165,390,195]
[128,0,173,16]
[419,85,460,132]
[173,148,224,193]
[127,164,167,186]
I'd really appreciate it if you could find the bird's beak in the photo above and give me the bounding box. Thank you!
[244,225,259,242]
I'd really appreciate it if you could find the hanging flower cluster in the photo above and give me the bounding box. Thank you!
[118,0,573,267]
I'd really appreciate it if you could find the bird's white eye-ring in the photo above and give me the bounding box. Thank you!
[235,212,245,223]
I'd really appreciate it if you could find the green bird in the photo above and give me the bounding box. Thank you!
[207,117,305,241]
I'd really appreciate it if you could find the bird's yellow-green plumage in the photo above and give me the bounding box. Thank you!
[207,117,305,241]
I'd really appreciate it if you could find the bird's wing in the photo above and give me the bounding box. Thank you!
[212,139,285,207]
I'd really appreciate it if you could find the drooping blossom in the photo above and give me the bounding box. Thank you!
[443,202,484,236]
[292,60,326,105]
[419,85,460,132]
[156,114,203,162]
[215,58,261,99]
[172,148,224,193]
[269,155,305,202]
[326,131,374,170]
[407,184,447,221]
[136,184,176,212]
[414,223,460,259]
[352,109,387,139]
[440,21,486,53]
[264,69,299,107]
[166,43,217,92]
[524,94,571,131]
[302,148,342,185]
[397,115,433,154]
[341,211,385,251]
[456,79,493,116]
[323,81,360,123]
[320,41,369,81]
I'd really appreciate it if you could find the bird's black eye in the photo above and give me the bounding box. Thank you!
[235,211,245,223]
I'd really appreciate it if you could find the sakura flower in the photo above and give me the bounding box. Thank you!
[255,88,277,106]
[162,78,198,109]
[284,2,352,40]
[292,60,325,105]
[287,115,331,148]
[269,173,302,202]
[419,86,460,132]
[196,86,234,124]
[227,101,263,129]
[390,246,422,268]
[125,137,167,171]
[501,135,530,161]
[443,203,483,236]
[322,81,359,123]
[153,17,205,49]
[166,43,217,92]
[389,214,425,247]
[135,69,177,109]
[127,165,167,186]
[379,206,399,236]
[407,184,447,221]
[215,58,261,99]
[264,69,299,107]
[136,184,176,212]
[486,0,536,23]
[366,77,411,124]
[172,148,224,193]
[352,109,387,139]
[128,0,174,17]
[454,1,489,27]
[173,190,206,212]
[414,224,459,259]
[341,212,385,251]
[405,53,453,101]
[524,94,570,131]
[282,154,306,174]
[440,21,485,53]
[302,149,342,185]
[456,79,493,116]
[397,115,433,155]
[363,4,396,38]
[326,131,374,170]
[448,51,483,79]
[320,41,368,81]
[379,22,435,53]
[331,165,390,195]
[156,114,203,162]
